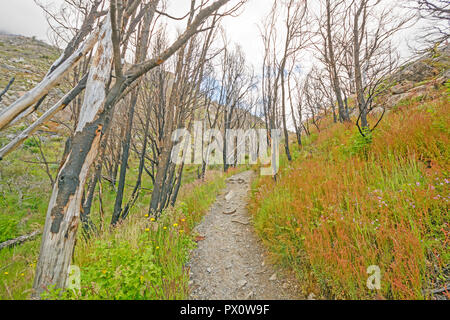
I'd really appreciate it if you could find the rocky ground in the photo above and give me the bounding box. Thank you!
[0,33,62,111]
[0,34,73,141]
[188,170,302,300]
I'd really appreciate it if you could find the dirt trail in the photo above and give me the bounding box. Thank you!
[188,170,301,300]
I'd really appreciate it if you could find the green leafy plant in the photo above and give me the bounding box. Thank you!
[346,128,373,158]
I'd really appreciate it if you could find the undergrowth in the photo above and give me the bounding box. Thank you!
[250,91,449,300]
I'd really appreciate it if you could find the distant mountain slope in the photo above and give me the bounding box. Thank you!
[0,34,61,113]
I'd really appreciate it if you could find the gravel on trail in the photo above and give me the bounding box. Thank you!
[188,170,302,300]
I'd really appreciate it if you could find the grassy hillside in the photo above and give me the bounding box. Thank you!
[0,34,62,112]
[250,83,449,299]
[0,125,244,299]
[0,34,256,300]
[0,146,241,299]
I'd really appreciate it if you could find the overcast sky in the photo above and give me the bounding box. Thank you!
[0,0,50,40]
[0,0,274,68]
[0,0,422,71]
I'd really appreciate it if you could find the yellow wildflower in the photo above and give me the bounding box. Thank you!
[173,223,178,227]
[4,272,8,275]
[145,228,150,232]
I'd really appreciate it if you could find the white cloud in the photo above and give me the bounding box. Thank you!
[0,0,58,41]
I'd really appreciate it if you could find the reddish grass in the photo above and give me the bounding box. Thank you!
[250,92,449,299]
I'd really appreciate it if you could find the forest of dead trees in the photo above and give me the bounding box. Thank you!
[0,0,448,297]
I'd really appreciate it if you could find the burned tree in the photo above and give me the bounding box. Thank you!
[0,0,238,297]
[349,0,413,131]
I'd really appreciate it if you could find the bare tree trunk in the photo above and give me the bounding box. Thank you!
[111,92,138,225]
[325,0,350,123]
[353,2,369,129]
[32,17,114,297]
[121,108,151,220]
[280,63,292,161]
[31,0,233,296]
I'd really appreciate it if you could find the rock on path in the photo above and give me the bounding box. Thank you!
[188,170,301,300]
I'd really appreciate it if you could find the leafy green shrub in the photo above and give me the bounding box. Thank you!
[45,235,162,300]
[23,138,39,154]
[80,237,162,299]
[345,128,373,158]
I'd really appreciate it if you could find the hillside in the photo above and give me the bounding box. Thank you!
[0,0,449,304]
[250,45,450,300]
[0,34,62,112]
[0,35,258,300]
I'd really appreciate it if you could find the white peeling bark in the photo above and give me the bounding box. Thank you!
[32,16,113,297]
[77,17,113,132]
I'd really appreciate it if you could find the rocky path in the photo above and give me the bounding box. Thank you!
[188,170,301,300]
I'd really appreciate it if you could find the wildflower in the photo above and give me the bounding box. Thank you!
[20,273,25,277]
[173,223,178,227]
[181,219,186,222]
[140,275,145,282]
[4,272,8,275]
[102,270,107,274]
[163,227,167,230]
[156,246,160,250]
[144,214,149,218]
[150,218,156,222]
[145,228,150,232]
[416,182,421,186]
[179,230,184,234]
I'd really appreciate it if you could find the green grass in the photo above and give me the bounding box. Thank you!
[250,90,449,300]
[0,128,248,299]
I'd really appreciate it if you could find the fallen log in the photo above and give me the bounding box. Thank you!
[0,230,42,251]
